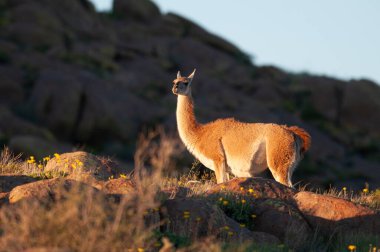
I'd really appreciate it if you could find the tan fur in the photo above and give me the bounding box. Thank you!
[172,70,311,187]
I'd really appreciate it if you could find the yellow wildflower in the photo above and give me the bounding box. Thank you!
[120,174,127,179]
[137,248,145,252]
[363,188,369,193]
[248,188,254,193]
[241,199,246,204]
[239,223,246,228]
[219,197,223,201]
[240,187,244,191]
[228,231,234,236]
[223,226,229,230]
[342,187,347,191]
[223,200,229,205]
[30,156,35,160]
[196,217,202,222]
[251,214,257,218]
[54,153,60,159]
[347,244,356,251]
[183,211,190,219]
[71,163,77,169]
[38,164,43,169]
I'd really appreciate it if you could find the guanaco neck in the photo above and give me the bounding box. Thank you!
[176,94,201,150]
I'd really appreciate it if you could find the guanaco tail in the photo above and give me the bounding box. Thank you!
[172,69,311,187]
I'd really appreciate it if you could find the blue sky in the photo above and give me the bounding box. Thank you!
[91,0,380,84]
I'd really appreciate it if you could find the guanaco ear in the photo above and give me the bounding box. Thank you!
[188,69,196,80]
[177,71,182,79]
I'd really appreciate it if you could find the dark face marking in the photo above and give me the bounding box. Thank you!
[172,79,190,95]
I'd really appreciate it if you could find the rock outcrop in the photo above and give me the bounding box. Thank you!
[44,151,124,180]
[206,178,380,244]
[8,178,98,203]
[161,197,280,244]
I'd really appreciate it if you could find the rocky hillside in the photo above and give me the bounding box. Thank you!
[0,0,379,188]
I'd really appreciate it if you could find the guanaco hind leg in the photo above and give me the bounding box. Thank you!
[266,143,298,187]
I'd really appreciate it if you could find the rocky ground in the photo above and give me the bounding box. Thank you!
[0,0,380,189]
[0,150,379,251]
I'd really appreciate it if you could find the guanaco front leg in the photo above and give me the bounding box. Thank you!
[214,160,228,184]
[214,140,229,184]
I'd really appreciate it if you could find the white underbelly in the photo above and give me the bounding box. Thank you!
[249,141,268,173]
[227,139,268,177]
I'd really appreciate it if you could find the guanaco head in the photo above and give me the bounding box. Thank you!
[172,69,196,96]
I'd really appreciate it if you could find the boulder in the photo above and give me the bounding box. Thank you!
[252,198,311,246]
[71,65,170,143]
[294,191,380,233]
[44,151,123,180]
[8,178,98,203]
[341,80,380,136]
[206,178,296,201]
[169,38,237,73]
[164,13,246,60]
[30,68,84,138]
[291,76,346,123]
[113,0,160,22]
[161,198,280,244]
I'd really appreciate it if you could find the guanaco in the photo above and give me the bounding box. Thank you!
[172,69,311,187]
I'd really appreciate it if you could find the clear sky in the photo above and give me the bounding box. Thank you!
[91,0,380,84]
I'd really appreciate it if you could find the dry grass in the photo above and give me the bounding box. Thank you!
[0,183,161,251]
[0,130,171,251]
[0,147,23,174]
